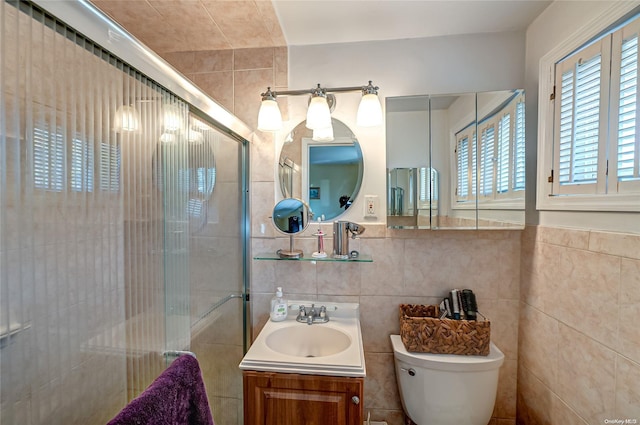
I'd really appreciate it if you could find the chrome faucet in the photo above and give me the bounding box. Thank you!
[296,303,329,325]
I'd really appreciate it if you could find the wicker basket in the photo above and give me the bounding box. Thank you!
[399,304,490,356]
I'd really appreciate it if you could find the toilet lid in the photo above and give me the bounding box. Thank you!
[390,335,504,372]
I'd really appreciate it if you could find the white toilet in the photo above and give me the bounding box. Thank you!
[390,334,504,425]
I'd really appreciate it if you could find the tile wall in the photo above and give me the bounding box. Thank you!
[251,227,521,425]
[518,226,640,424]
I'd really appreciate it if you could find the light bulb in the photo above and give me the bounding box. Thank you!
[163,104,184,132]
[312,125,334,142]
[357,93,382,127]
[306,96,331,130]
[257,98,283,131]
[113,105,140,133]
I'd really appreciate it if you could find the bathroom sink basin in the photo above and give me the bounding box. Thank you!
[239,300,366,377]
[265,325,351,358]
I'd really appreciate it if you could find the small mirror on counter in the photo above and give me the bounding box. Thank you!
[278,118,363,222]
[272,198,312,259]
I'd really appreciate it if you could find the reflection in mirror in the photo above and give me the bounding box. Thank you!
[386,90,525,230]
[387,167,437,227]
[278,118,363,222]
[475,90,526,229]
[153,114,217,234]
[272,198,312,259]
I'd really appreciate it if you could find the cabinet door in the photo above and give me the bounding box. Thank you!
[243,371,363,425]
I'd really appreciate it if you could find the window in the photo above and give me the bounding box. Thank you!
[538,5,640,211]
[33,127,65,192]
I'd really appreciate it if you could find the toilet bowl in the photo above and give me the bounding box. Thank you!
[390,334,504,425]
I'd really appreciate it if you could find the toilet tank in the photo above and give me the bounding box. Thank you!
[391,335,504,425]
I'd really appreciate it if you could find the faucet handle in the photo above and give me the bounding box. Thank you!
[298,305,306,317]
[320,305,327,319]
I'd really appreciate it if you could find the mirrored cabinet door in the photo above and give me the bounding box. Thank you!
[385,90,525,230]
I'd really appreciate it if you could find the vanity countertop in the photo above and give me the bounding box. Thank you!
[239,301,366,377]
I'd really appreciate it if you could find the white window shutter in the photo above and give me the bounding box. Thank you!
[513,101,526,191]
[33,127,65,192]
[496,113,511,194]
[610,19,640,193]
[553,38,610,195]
[456,135,469,200]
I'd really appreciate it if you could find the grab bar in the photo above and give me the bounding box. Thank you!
[163,350,196,359]
[0,322,31,349]
[191,293,243,329]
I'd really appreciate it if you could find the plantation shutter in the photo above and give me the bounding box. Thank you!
[496,113,511,194]
[479,124,495,197]
[33,127,65,192]
[553,39,610,194]
[100,142,121,191]
[513,101,526,191]
[456,135,469,200]
[71,138,94,192]
[610,19,640,193]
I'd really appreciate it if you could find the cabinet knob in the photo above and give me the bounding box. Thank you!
[351,396,360,405]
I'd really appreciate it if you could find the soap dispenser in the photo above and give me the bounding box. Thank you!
[270,287,288,322]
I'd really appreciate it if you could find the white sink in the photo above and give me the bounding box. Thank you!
[239,301,366,377]
[265,324,351,358]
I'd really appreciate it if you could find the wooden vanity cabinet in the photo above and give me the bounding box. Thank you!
[243,370,364,425]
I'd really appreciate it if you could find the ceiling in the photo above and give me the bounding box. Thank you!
[273,0,552,46]
[90,0,552,54]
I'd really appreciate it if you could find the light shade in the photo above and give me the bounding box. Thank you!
[160,132,176,143]
[163,104,184,132]
[312,125,334,142]
[187,129,203,144]
[113,105,140,133]
[257,98,283,131]
[356,93,383,127]
[306,96,332,130]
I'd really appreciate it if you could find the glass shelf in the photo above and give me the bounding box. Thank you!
[253,252,373,263]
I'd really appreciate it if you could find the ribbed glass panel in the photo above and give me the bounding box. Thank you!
[513,101,526,191]
[457,136,469,198]
[0,2,199,423]
[617,34,639,182]
[496,113,511,193]
[480,125,495,195]
[1,3,129,423]
[559,54,601,185]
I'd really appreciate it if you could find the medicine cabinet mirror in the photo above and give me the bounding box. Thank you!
[278,118,363,222]
[386,89,525,230]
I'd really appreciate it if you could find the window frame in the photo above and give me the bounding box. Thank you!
[537,2,640,212]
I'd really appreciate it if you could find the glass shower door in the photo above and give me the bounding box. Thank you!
[160,110,248,424]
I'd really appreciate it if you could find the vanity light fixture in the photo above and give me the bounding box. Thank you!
[257,81,382,132]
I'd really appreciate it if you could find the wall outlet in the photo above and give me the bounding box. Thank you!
[364,195,378,217]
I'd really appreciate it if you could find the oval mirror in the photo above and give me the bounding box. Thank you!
[278,118,363,222]
[152,134,216,234]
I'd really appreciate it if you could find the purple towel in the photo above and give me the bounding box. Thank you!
[107,355,214,425]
